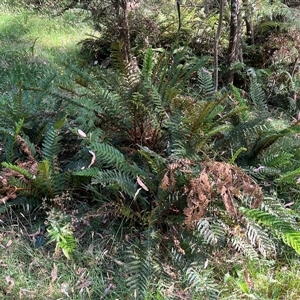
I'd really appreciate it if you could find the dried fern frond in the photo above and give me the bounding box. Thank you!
[184,161,263,228]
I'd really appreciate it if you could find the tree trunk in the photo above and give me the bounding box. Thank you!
[227,0,242,85]
[214,0,224,92]
[113,0,132,63]
[243,0,254,45]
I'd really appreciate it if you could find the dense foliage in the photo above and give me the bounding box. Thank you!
[2,0,300,298]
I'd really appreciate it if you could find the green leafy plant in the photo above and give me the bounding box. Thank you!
[46,202,76,259]
[0,78,78,213]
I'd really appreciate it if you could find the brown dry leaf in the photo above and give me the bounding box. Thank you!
[207,161,263,215]
[4,276,15,294]
[184,161,264,227]
[46,283,55,298]
[88,150,96,168]
[19,288,35,299]
[184,169,212,228]
[5,239,12,248]
[60,282,70,298]
[76,267,87,275]
[76,277,92,293]
[173,237,185,255]
[51,263,58,283]
[160,172,170,190]
[136,175,149,191]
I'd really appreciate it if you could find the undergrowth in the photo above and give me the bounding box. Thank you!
[2,2,300,299]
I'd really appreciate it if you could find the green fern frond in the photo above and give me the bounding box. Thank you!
[198,68,214,99]
[35,159,55,197]
[74,167,100,177]
[0,196,40,214]
[231,235,259,261]
[261,196,298,224]
[196,218,226,246]
[275,167,300,185]
[249,80,268,114]
[42,125,61,169]
[90,142,126,169]
[1,162,35,180]
[195,124,230,153]
[249,165,282,179]
[141,47,154,80]
[261,151,294,169]
[92,170,136,198]
[242,207,300,255]
[185,266,220,299]
[246,220,276,257]
[124,236,162,300]
[230,147,247,164]
[14,118,24,139]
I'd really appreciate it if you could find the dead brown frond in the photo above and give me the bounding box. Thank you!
[160,159,194,191]
[184,161,263,228]
[184,169,212,228]
[0,135,38,205]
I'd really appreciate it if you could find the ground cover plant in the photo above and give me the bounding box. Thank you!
[2,0,300,299]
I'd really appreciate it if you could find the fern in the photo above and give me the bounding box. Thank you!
[198,68,214,99]
[141,47,154,80]
[91,170,137,199]
[124,232,163,299]
[246,220,276,257]
[42,125,61,170]
[242,207,300,255]
[185,266,220,300]
[231,235,260,261]
[196,218,226,246]
[1,162,35,180]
